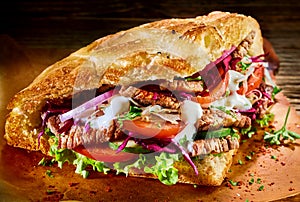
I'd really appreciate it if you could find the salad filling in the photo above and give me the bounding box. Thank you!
[37,35,284,185]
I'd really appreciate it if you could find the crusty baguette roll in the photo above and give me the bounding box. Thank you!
[4,11,264,185]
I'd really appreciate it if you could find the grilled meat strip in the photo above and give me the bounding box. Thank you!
[44,82,250,156]
[119,86,180,109]
[190,136,239,157]
[197,109,251,131]
[159,80,204,93]
[232,30,255,58]
[46,115,124,149]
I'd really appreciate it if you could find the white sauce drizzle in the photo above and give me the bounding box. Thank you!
[84,95,130,129]
[174,100,203,152]
[210,63,262,111]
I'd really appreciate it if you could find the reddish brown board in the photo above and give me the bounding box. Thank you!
[0,36,299,202]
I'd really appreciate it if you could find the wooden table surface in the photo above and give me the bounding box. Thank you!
[0,1,300,201]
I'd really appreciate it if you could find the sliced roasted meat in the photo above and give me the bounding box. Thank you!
[119,86,180,109]
[197,109,251,131]
[190,136,239,157]
[46,115,124,149]
[160,79,204,93]
[232,30,255,58]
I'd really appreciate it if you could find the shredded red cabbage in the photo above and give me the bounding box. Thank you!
[200,47,236,91]
[152,92,158,100]
[171,139,198,175]
[37,131,44,147]
[134,138,176,153]
[262,92,271,100]
[38,101,70,147]
[239,107,257,120]
[60,89,114,122]
[239,86,274,121]
[84,122,91,133]
[230,57,241,70]
[138,142,176,153]
[223,54,232,72]
[57,119,74,134]
[116,136,132,153]
[186,46,236,89]
[213,46,236,64]
[179,92,193,100]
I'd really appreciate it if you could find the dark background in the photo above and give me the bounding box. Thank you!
[0,0,299,112]
[0,0,299,48]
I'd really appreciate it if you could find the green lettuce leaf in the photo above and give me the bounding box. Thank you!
[44,128,180,184]
[256,113,274,127]
[144,153,179,185]
[73,153,110,178]
[114,152,179,185]
[113,154,146,176]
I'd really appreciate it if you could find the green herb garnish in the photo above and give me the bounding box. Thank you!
[241,126,256,138]
[258,185,264,191]
[238,57,252,71]
[46,170,54,178]
[38,157,47,166]
[185,76,202,81]
[264,107,300,145]
[246,155,252,160]
[229,180,238,186]
[272,86,282,100]
[117,105,142,126]
[257,178,262,184]
[38,157,55,166]
[256,113,274,127]
[249,178,255,185]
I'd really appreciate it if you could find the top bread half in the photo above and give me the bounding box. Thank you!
[4,11,264,154]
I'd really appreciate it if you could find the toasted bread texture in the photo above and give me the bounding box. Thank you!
[129,149,236,186]
[4,11,263,185]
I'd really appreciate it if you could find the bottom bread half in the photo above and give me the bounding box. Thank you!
[128,149,236,186]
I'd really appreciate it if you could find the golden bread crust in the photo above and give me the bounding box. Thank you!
[5,10,263,154]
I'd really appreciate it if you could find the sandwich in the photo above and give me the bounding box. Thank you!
[4,11,288,186]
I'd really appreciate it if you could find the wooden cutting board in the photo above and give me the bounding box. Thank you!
[0,35,299,202]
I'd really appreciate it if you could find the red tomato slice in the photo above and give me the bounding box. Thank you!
[121,119,182,139]
[192,71,229,107]
[237,64,264,95]
[73,144,137,162]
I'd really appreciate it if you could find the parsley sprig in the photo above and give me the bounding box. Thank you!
[272,86,282,100]
[264,107,300,145]
[256,113,274,127]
